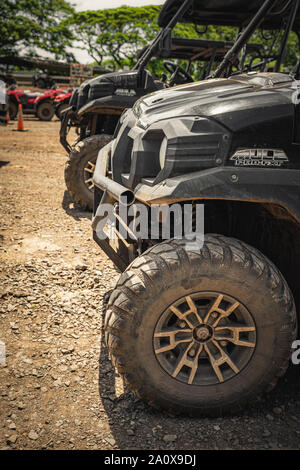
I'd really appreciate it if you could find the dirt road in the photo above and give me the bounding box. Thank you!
[0,118,300,450]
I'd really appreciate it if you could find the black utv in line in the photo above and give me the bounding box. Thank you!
[92,0,300,416]
[60,3,267,211]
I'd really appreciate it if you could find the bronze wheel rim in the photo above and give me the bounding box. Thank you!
[153,292,257,386]
[84,161,95,191]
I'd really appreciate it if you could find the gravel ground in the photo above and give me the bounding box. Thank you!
[0,118,300,451]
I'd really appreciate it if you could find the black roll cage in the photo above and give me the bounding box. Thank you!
[135,0,300,82]
[134,0,194,76]
[214,0,300,77]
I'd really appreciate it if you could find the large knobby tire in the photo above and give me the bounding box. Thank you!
[56,103,69,120]
[65,134,112,211]
[105,235,297,416]
[36,102,55,121]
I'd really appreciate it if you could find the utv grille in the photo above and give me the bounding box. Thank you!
[163,134,223,173]
[110,112,230,190]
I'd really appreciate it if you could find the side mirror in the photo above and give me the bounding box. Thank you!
[159,28,172,58]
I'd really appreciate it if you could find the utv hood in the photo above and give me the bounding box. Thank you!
[134,73,294,132]
[84,70,141,90]
[72,69,160,115]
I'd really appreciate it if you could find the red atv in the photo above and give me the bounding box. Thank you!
[8,86,43,120]
[54,90,72,120]
[8,85,66,121]
[33,87,67,121]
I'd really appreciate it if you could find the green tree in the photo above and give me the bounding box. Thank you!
[67,8,244,76]
[68,4,299,75]
[0,0,75,60]
[67,6,162,69]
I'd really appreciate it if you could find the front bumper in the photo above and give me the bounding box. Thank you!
[92,141,137,271]
[59,106,76,153]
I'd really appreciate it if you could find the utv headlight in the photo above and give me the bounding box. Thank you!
[149,116,230,176]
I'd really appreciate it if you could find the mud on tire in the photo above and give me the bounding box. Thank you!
[105,235,297,416]
[65,134,112,211]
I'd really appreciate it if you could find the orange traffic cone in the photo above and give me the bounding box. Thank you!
[16,103,25,131]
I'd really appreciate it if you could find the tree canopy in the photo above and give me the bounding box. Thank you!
[66,6,162,69]
[0,0,75,60]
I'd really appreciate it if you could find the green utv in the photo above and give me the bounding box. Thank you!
[92,0,300,416]
[60,6,265,211]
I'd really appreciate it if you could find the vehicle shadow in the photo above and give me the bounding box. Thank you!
[61,190,92,221]
[98,291,300,450]
[98,293,166,451]
[0,161,10,168]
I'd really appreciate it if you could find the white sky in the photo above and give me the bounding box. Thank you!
[71,1,165,62]
[73,0,164,10]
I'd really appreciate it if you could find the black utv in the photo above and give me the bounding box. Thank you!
[92,0,300,416]
[60,4,265,211]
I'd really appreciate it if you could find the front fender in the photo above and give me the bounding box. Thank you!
[133,166,300,223]
[77,95,135,117]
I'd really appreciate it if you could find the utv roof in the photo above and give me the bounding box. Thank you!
[158,0,300,30]
[140,38,263,61]
[0,56,110,76]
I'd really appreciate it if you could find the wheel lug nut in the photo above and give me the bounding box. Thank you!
[211,312,218,318]
[220,341,228,347]
[189,349,196,357]
[196,326,210,340]
[179,321,186,328]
